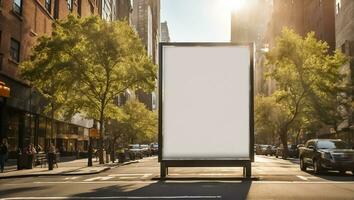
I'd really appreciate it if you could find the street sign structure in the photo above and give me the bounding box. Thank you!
[158,43,254,178]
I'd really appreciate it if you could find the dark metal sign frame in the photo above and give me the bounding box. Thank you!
[158,42,255,178]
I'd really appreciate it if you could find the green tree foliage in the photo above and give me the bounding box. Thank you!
[20,15,156,163]
[20,36,76,141]
[118,100,157,144]
[255,95,286,145]
[264,28,347,158]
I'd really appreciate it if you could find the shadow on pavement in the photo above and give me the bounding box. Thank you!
[151,177,259,181]
[303,169,354,181]
[69,181,252,200]
[0,186,50,197]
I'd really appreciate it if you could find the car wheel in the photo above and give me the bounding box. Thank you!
[352,170,354,176]
[300,157,306,171]
[313,159,322,174]
[275,155,278,158]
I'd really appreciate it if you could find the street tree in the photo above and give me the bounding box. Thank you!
[265,28,347,158]
[20,15,156,163]
[20,36,76,142]
[112,100,157,145]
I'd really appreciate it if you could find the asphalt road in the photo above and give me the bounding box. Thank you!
[0,155,353,200]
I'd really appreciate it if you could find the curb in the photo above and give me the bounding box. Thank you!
[0,160,141,179]
[0,167,111,179]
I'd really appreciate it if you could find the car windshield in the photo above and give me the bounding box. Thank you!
[317,141,347,149]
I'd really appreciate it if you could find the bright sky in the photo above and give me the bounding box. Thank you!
[161,0,246,42]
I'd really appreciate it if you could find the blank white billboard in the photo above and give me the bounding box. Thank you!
[161,44,252,160]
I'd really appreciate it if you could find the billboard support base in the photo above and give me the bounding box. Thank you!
[159,160,252,179]
[243,162,251,178]
[160,162,167,178]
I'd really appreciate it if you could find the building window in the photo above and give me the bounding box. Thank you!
[13,0,22,15]
[67,0,73,11]
[54,0,59,19]
[45,0,51,13]
[90,2,94,14]
[10,38,20,62]
[336,0,341,14]
[77,0,81,16]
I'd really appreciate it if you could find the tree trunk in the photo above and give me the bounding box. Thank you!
[98,108,105,164]
[280,128,288,159]
[295,129,301,145]
[51,103,55,147]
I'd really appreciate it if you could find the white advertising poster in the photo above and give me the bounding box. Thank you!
[160,44,253,161]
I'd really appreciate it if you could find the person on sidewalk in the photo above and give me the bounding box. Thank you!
[47,143,56,170]
[0,139,8,173]
[25,143,36,169]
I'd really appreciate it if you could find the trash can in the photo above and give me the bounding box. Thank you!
[102,150,106,163]
[27,154,34,169]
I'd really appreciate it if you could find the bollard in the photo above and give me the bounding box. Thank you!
[88,145,93,167]
[17,149,22,170]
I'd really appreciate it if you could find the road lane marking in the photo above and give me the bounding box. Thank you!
[296,175,319,181]
[83,176,114,181]
[64,177,79,180]
[0,196,222,199]
[296,175,308,180]
[108,174,152,177]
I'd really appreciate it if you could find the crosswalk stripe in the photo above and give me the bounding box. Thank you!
[84,176,114,181]
[296,175,308,180]
[64,177,79,180]
[108,174,152,177]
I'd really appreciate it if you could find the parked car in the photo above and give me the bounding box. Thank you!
[256,145,272,155]
[139,144,152,157]
[128,144,143,160]
[270,145,277,156]
[117,148,130,163]
[276,144,299,158]
[299,139,354,175]
[150,143,158,155]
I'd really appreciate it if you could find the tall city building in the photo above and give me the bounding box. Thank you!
[230,0,273,95]
[131,0,160,110]
[335,0,354,143]
[160,21,170,42]
[0,0,131,157]
[264,0,335,95]
[116,0,133,23]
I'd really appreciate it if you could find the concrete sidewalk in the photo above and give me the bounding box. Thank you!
[0,158,137,179]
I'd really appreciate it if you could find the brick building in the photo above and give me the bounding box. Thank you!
[0,0,131,157]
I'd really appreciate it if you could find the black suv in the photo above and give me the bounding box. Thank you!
[299,139,354,175]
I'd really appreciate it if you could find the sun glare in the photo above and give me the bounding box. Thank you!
[221,0,247,12]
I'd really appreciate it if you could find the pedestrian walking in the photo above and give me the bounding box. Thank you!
[0,139,8,173]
